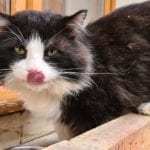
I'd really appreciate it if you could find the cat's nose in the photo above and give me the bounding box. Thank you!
[27,70,45,85]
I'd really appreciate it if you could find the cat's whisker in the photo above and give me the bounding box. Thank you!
[89,77,100,90]
[12,24,26,42]
[0,69,12,71]
[6,27,23,43]
[0,38,16,43]
[48,62,57,66]
[59,72,119,75]
[43,27,67,44]
[0,74,8,78]
[61,68,85,71]
[124,60,137,73]
[59,76,80,83]
[48,27,68,42]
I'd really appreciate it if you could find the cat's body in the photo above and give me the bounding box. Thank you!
[0,1,150,140]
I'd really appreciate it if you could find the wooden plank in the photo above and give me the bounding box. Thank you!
[0,111,55,149]
[104,0,116,15]
[43,0,65,13]
[11,0,27,14]
[27,0,43,10]
[5,0,11,14]
[0,0,7,13]
[104,0,111,15]
[0,0,10,14]
[111,0,116,12]
[21,132,57,147]
[0,100,23,116]
[0,86,23,116]
[0,86,19,100]
[43,114,150,150]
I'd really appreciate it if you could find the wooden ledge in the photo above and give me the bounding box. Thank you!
[44,114,150,150]
[0,86,23,116]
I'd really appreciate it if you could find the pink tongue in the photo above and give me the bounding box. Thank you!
[27,70,45,84]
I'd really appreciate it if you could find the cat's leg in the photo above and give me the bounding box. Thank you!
[55,122,75,141]
[137,102,150,115]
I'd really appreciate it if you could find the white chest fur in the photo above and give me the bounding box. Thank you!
[22,91,62,121]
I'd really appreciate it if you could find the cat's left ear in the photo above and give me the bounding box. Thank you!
[0,12,11,27]
[65,10,87,27]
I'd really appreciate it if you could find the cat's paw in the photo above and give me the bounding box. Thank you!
[137,102,150,116]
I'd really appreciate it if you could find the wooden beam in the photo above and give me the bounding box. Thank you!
[111,0,116,11]
[0,86,23,116]
[42,0,65,13]
[0,0,10,14]
[0,111,54,149]
[0,0,7,13]
[11,0,27,14]
[43,114,150,150]
[104,0,116,15]
[27,0,43,10]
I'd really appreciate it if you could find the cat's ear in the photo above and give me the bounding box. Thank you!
[66,10,87,27]
[0,12,11,27]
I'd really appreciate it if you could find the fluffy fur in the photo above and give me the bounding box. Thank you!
[0,1,149,141]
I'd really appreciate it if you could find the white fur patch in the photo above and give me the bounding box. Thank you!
[4,33,92,121]
[5,75,86,120]
[138,102,150,115]
[26,35,59,82]
[10,34,59,84]
[0,17,9,27]
[26,35,44,60]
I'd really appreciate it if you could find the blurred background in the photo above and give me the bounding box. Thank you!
[0,0,148,24]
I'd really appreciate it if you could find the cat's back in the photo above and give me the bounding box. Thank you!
[87,1,150,43]
[86,1,150,69]
[86,1,150,109]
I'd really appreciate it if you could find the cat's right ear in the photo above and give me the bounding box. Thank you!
[0,12,11,27]
[65,10,88,27]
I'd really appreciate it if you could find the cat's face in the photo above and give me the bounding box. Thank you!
[0,10,93,95]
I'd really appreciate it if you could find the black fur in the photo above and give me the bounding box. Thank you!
[0,10,91,81]
[60,1,150,136]
[0,1,149,138]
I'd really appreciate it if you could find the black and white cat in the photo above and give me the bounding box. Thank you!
[0,1,150,140]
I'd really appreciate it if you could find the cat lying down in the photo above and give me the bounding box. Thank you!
[0,1,149,141]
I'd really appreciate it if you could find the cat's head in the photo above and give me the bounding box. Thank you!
[0,10,93,96]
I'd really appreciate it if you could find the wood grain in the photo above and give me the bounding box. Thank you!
[0,0,5,12]
[104,0,116,15]
[43,0,65,14]
[0,111,55,149]
[0,86,23,116]
[27,0,43,10]
[0,86,19,100]
[44,114,150,150]
[11,0,27,14]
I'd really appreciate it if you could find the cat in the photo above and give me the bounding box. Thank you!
[0,1,149,141]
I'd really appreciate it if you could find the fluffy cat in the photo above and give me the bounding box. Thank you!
[0,1,149,141]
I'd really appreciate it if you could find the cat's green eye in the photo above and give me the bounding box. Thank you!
[47,48,58,57]
[15,47,26,55]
